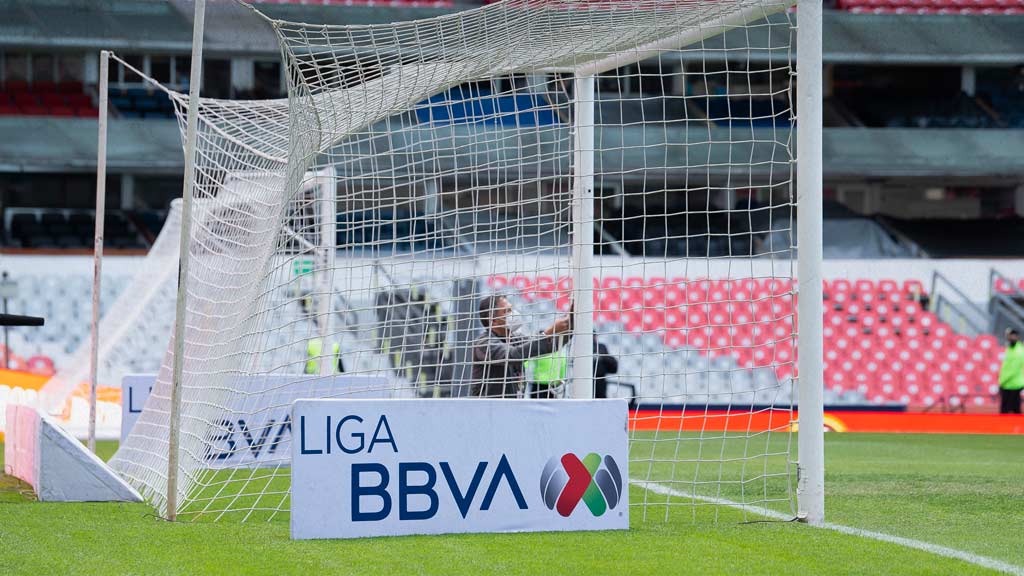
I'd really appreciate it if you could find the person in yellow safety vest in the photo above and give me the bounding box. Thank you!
[306,338,345,375]
[526,336,618,398]
[527,348,568,398]
[998,328,1023,414]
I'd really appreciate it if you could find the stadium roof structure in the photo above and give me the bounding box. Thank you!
[0,0,193,51]
[823,12,1024,65]
[3,116,1023,182]
[1,1,1022,65]
[684,12,1024,64]
[0,117,182,174]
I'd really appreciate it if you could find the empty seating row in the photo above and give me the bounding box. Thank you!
[109,88,176,120]
[5,210,146,249]
[1,80,84,94]
[0,81,99,117]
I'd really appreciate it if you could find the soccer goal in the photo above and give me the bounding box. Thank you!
[103,0,823,524]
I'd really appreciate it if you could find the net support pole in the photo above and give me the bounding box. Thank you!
[796,0,825,526]
[87,50,110,454]
[167,0,206,522]
[569,73,595,399]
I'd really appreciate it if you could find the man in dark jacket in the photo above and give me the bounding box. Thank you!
[471,294,572,398]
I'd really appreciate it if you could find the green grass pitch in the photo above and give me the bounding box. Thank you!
[1,433,1022,575]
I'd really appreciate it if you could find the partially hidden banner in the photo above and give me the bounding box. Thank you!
[291,399,629,540]
[123,374,389,468]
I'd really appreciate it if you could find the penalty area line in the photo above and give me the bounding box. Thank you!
[632,480,1024,576]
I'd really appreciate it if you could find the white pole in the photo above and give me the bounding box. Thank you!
[796,0,825,526]
[168,0,206,522]
[569,74,595,399]
[88,50,110,454]
[317,167,337,376]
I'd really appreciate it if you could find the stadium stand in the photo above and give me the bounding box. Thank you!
[489,274,1005,408]
[6,260,1007,410]
[1,273,133,379]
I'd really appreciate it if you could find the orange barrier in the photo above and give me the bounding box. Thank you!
[0,369,48,390]
[630,409,1024,435]
[0,370,121,442]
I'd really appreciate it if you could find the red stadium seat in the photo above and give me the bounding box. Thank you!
[686,330,709,350]
[663,283,684,306]
[951,371,971,396]
[4,80,29,93]
[975,334,998,352]
[849,348,866,363]
[903,279,925,298]
[40,93,66,107]
[854,279,875,294]
[827,370,847,393]
[825,347,841,364]
[533,276,555,299]
[878,371,898,394]
[14,93,38,106]
[831,279,852,293]
[602,277,622,290]
[852,370,871,394]
[878,279,899,293]
[58,81,84,94]
[685,309,708,329]
[663,330,685,349]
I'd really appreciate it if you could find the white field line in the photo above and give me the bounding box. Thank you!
[632,480,1024,576]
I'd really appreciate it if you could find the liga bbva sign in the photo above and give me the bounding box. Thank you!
[291,399,629,539]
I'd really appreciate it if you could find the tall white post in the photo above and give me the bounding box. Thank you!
[569,74,596,399]
[88,50,110,454]
[796,0,825,526]
[168,0,206,522]
[317,168,337,376]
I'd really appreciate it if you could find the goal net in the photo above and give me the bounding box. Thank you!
[110,0,802,523]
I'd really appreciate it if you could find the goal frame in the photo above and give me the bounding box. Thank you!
[145,0,825,524]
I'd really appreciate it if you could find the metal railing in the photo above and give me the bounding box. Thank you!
[929,270,989,336]
[989,269,1024,336]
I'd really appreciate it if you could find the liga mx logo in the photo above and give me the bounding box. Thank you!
[540,453,623,517]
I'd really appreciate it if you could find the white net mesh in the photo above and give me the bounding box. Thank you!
[110,0,798,522]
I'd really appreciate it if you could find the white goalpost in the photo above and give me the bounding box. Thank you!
[87,0,822,525]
